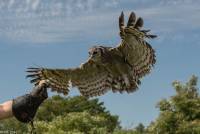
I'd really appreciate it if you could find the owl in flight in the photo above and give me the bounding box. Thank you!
[27,11,157,97]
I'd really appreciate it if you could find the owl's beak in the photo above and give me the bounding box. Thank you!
[90,55,95,60]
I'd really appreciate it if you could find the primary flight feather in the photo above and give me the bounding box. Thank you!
[27,11,157,97]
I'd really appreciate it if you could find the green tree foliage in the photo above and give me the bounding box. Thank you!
[113,123,146,134]
[0,118,28,133]
[134,123,145,134]
[36,95,119,132]
[147,75,200,134]
[35,112,109,134]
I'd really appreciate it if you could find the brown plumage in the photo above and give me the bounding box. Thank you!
[27,11,157,97]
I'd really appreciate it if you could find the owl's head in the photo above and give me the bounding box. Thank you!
[89,46,112,62]
[88,46,103,62]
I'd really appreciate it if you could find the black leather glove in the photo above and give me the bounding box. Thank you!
[12,84,48,123]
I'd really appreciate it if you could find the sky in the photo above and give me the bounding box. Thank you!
[0,0,200,128]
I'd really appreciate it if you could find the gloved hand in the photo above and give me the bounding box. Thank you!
[12,80,48,123]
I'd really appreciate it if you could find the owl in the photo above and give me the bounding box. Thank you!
[27,11,157,97]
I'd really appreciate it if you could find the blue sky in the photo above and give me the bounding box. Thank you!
[0,0,200,127]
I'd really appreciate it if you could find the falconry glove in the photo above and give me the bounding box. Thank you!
[12,83,48,123]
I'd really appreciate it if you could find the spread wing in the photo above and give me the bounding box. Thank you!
[27,11,157,97]
[27,60,114,97]
[112,12,156,79]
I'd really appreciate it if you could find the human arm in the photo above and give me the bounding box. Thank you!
[0,100,13,120]
[0,80,48,122]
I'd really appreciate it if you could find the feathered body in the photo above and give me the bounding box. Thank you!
[27,11,157,97]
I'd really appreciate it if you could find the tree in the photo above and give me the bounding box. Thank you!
[34,111,109,134]
[135,123,145,133]
[147,75,200,134]
[113,123,146,134]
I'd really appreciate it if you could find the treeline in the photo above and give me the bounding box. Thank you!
[0,75,199,134]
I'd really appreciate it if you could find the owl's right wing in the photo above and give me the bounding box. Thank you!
[112,11,157,79]
[27,60,113,97]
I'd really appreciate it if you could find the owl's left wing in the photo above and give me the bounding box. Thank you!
[112,11,156,79]
[27,60,113,97]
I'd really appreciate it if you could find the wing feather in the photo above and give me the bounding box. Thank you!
[27,61,113,97]
[27,11,156,97]
[115,11,156,79]
[117,32,156,78]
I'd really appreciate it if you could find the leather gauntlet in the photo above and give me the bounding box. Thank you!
[12,85,48,123]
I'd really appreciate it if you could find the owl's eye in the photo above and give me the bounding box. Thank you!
[93,51,98,55]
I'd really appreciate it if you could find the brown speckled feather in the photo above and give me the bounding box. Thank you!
[27,11,157,97]
[116,11,156,79]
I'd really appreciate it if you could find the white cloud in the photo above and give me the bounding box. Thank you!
[159,0,198,5]
[8,0,15,8]
[0,0,120,44]
[31,0,40,10]
[0,0,199,44]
